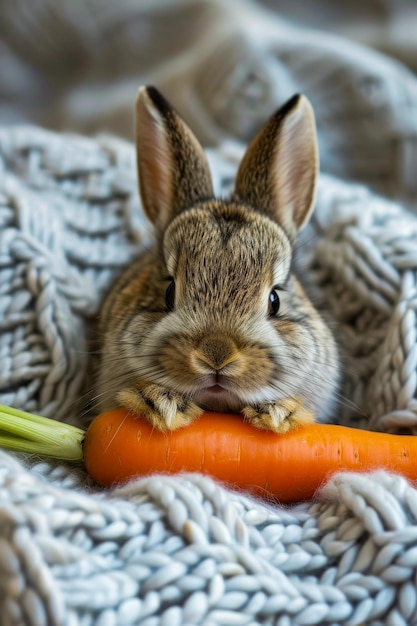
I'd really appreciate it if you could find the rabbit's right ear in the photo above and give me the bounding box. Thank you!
[234,94,318,242]
[135,86,214,233]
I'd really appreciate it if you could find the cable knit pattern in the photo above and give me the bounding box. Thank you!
[0,128,148,422]
[302,178,417,432]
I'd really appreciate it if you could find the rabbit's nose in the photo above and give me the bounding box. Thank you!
[193,335,238,372]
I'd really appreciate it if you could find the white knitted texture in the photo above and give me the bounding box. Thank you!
[0,128,148,422]
[302,178,417,432]
[2,453,417,626]
[2,126,417,625]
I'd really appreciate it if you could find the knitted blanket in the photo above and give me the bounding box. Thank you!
[2,1,417,625]
[2,123,417,626]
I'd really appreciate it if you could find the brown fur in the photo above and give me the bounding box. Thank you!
[96,86,339,433]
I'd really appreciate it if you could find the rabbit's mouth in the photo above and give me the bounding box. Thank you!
[205,374,229,395]
[203,373,229,391]
[206,384,224,394]
[194,381,242,413]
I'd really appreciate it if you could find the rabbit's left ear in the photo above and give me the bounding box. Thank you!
[234,94,318,242]
[135,86,213,234]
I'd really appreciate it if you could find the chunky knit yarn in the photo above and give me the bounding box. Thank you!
[2,457,417,626]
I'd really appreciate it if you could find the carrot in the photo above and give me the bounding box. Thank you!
[1,403,417,502]
[83,409,417,502]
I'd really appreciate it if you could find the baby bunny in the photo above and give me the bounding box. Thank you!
[96,86,339,433]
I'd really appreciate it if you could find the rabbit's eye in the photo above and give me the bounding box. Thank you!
[268,289,280,317]
[165,280,176,312]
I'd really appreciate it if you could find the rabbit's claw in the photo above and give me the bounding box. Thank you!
[117,383,203,431]
[242,397,315,434]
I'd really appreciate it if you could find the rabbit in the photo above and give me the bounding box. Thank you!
[96,85,339,433]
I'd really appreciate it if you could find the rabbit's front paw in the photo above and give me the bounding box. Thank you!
[117,383,203,431]
[242,397,314,434]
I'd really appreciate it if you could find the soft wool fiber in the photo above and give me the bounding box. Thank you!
[2,0,417,624]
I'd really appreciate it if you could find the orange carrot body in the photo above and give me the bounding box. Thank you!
[83,409,417,502]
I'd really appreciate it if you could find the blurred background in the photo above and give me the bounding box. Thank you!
[1,0,417,206]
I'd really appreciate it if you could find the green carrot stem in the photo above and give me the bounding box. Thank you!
[0,404,85,461]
